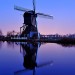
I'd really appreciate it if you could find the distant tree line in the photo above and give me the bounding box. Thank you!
[0,29,3,36]
[0,29,5,40]
[6,30,20,37]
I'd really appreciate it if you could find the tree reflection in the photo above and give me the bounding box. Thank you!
[58,43,75,47]
[0,42,2,49]
[6,42,15,48]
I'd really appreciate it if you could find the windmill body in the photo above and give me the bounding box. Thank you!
[21,11,38,39]
[23,11,37,26]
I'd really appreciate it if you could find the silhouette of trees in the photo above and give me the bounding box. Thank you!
[0,29,3,36]
[0,30,4,40]
[6,30,19,37]
[7,32,12,37]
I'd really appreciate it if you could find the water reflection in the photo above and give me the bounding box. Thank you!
[15,42,53,75]
[1,42,75,75]
[7,42,15,48]
[0,42,2,49]
[58,43,75,47]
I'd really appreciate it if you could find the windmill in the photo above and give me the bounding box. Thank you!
[14,0,53,39]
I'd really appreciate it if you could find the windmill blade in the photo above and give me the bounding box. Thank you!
[14,69,29,75]
[14,5,32,12]
[37,61,53,68]
[33,0,36,12]
[37,13,53,19]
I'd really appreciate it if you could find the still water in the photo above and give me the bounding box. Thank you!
[0,42,75,75]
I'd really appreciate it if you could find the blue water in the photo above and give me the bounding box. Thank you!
[0,42,75,75]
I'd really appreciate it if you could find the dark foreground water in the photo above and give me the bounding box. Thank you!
[0,42,75,75]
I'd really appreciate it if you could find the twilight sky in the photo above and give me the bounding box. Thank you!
[0,0,75,35]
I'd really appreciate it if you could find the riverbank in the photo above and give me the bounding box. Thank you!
[0,37,75,44]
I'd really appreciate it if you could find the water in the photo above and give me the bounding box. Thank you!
[0,42,75,75]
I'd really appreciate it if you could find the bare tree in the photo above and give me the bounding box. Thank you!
[7,30,15,37]
[7,32,12,37]
[0,29,3,36]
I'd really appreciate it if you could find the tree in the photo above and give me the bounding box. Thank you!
[0,29,3,36]
[7,32,12,37]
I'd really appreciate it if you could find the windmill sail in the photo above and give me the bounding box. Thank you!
[33,0,36,12]
[14,5,32,12]
[37,13,53,19]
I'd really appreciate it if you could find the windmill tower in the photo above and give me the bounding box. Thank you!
[14,0,53,39]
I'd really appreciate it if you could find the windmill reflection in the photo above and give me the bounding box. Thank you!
[21,42,39,70]
[15,42,53,75]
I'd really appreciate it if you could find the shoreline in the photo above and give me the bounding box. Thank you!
[0,38,75,44]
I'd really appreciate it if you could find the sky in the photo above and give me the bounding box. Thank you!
[0,0,75,35]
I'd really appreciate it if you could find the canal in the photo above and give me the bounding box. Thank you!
[0,42,75,75]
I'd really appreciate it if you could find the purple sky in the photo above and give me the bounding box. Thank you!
[0,0,75,35]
